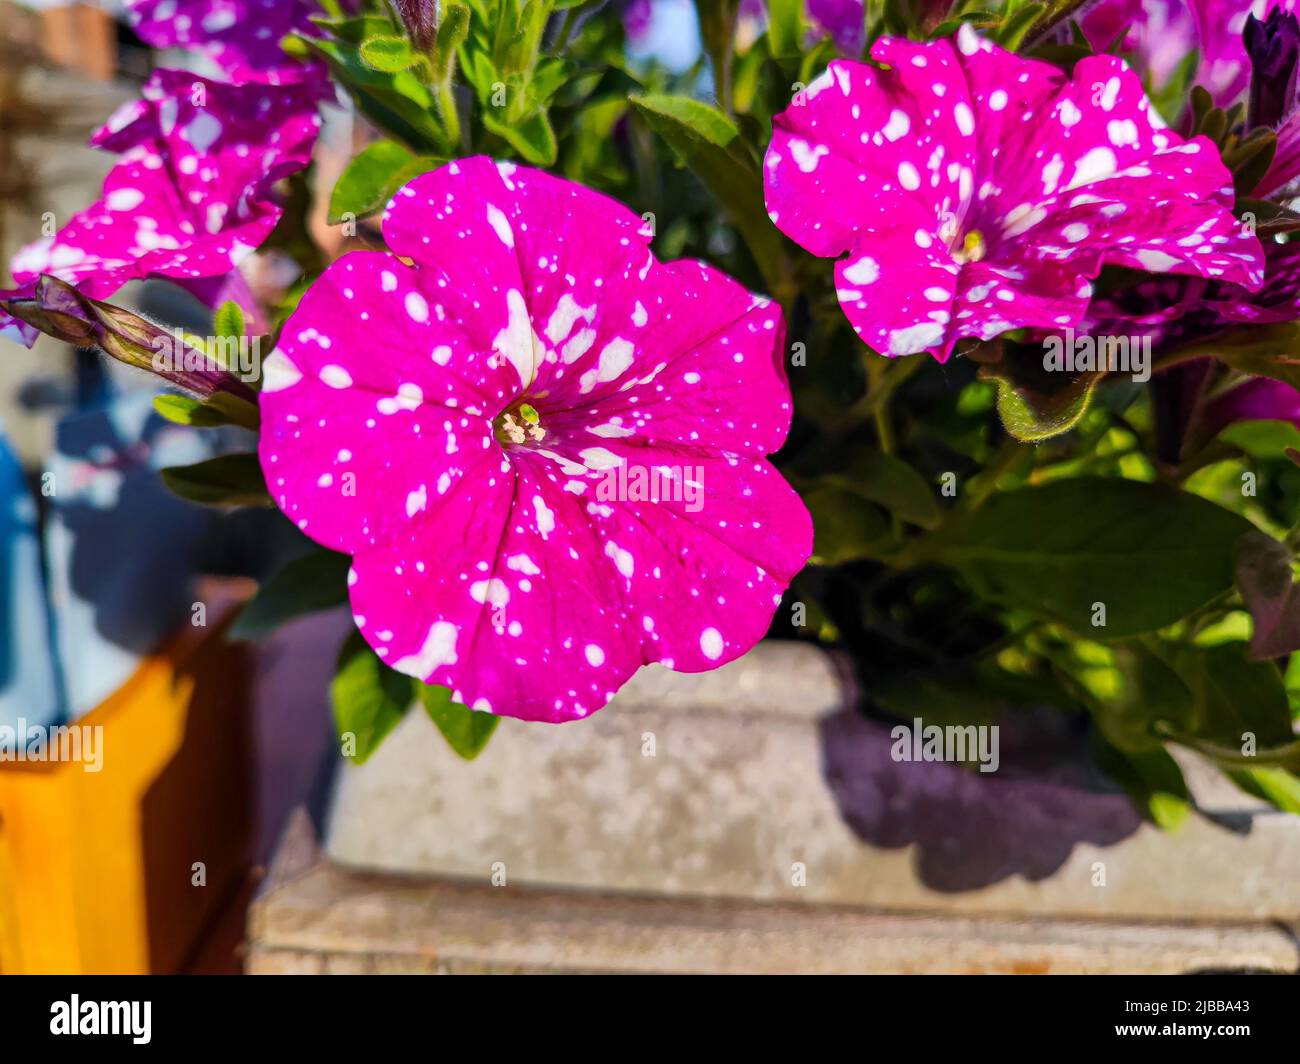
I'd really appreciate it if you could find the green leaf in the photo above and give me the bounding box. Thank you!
[528,57,576,108]
[804,484,893,565]
[213,300,245,339]
[1224,765,1300,813]
[359,34,418,72]
[160,453,271,507]
[415,683,500,760]
[308,13,399,46]
[1237,198,1300,237]
[230,550,352,640]
[482,107,557,165]
[331,632,413,764]
[629,92,794,301]
[995,2,1047,50]
[155,394,221,427]
[1223,128,1276,196]
[301,35,446,151]
[1146,640,1298,755]
[1218,417,1300,459]
[766,0,804,57]
[632,91,741,148]
[433,1,470,82]
[152,392,259,432]
[818,452,941,529]
[930,11,1004,39]
[328,139,441,224]
[1164,322,1300,395]
[979,340,1103,442]
[921,478,1256,637]
[1093,739,1191,829]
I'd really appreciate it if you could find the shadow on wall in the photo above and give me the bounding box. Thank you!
[820,707,1142,892]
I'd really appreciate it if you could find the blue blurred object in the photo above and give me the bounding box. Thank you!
[0,421,61,732]
[625,0,704,73]
[44,392,215,719]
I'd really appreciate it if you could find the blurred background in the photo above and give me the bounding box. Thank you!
[0,0,349,974]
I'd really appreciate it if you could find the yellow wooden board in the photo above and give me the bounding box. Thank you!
[0,596,253,973]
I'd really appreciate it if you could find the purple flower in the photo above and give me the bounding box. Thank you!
[1085,228,1300,349]
[0,71,320,346]
[124,0,325,86]
[257,158,812,723]
[808,0,866,53]
[763,26,1262,361]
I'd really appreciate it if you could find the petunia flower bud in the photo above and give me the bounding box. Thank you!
[1245,8,1300,130]
[1,275,258,409]
[394,0,440,54]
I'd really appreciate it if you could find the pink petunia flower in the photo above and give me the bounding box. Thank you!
[0,70,320,345]
[124,0,326,86]
[1082,235,1300,348]
[257,158,813,723]
[763,26,1264,362]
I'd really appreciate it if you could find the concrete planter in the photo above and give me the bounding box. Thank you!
[248,642,1300,974]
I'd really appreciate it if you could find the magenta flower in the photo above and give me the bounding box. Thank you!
[763,26,1264,361]
[257,158,812,723]
[1084,235,1300,347]
[0,71,319,345]
[124,0,325,86]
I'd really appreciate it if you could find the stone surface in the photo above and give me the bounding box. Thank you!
[254,811,1300,974]
[325,642,1300,923]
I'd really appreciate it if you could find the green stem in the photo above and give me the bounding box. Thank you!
[951,436,1030,519]
[867,359,895,455]
[437,79,461,150]
[556,6,581,51]
[713,37,734,116]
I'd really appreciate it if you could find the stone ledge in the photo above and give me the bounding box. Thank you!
[252,812,1300,974]
[325,642,1300,922]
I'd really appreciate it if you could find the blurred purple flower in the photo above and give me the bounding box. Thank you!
[1080,0,1299,113]
[808,0,866,52]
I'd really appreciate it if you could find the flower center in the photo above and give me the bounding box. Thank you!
[952,229,987,265]
[495,401,546,447]
[938,214,986,265]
